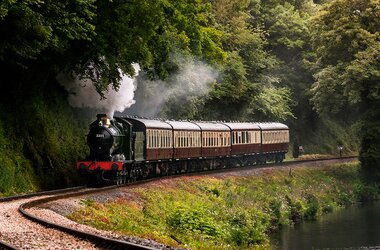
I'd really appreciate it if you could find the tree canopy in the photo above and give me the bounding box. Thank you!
[310,0,380,180]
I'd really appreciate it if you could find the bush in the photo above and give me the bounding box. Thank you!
[166,206,223,238]
[227,209,270,246]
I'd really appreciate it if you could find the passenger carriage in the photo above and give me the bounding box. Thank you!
[256,123,289,163]
[166,121,202,159]
[223,122,261,155]
[124,117,173,161]
[193,122,231,158]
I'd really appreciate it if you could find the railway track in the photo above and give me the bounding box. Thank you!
[0,156,357,249]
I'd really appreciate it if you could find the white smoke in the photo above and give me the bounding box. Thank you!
[127,57,218,117]
[58,64,140,118]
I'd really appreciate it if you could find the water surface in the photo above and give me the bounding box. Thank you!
[271,201,380,249]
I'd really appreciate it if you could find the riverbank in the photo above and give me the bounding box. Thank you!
[68,161,379,249]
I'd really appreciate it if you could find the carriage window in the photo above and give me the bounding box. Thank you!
[159,130,162,147]
[162,130,165,147]
[281,131,284,143]
[268,132,272,143]
[155,130,158,147]
[153,130,155,148]
[164,130,167,147]
[263,132,266,143]
[152,130,155,148]
[161,130,164,148]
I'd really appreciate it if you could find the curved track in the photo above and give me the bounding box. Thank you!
[2,156,357,249]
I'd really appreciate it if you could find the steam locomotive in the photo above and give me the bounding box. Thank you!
[77,114,289,185]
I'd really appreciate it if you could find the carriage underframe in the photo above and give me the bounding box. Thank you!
[82,151,286,186]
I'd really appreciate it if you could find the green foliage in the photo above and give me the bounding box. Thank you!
[0,0,226,98]
[83,0,178,92]
[166,206,223,237]
[310,0,380,180]
[0,114,37,196]
[20,89,88,189]
[227,208,270,246]
[254,87,295,121]
[68,162,375,249]
[0,0,95,63]
[0,83,88,196]
[359,109,380,182]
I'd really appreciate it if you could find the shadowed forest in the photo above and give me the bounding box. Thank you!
[0,0,379,194]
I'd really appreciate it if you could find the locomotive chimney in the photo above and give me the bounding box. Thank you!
[96,114,108,120]
[96,114,111,127]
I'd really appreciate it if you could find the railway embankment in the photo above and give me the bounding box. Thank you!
[66,159,379,249]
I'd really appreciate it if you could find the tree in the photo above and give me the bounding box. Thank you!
[0,0,226,98]
[310,0,380,181]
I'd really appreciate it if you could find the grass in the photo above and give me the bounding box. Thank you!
[68,161,379,249]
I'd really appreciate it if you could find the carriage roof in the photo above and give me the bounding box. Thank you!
[255,123,289,130]
[192,122,230,131]
[121,117,172,130]
[223,122,261,130]
[166,121,201,131]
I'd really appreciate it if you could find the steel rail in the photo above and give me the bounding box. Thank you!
[0,240,18,250]
[0,186,87,203]
[18,183,156,250]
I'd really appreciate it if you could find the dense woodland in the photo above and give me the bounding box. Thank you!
[0,0,379,194]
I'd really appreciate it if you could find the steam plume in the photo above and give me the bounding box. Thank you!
[58,64,140,118]
[126,57,218,117]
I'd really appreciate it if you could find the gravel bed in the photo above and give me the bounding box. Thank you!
[0,196,99,249]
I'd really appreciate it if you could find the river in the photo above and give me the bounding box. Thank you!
[270,201,380,249]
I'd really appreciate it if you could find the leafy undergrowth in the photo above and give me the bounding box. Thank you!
[68,162,378,249]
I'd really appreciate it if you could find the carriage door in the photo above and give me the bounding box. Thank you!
[134,132,145,161]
